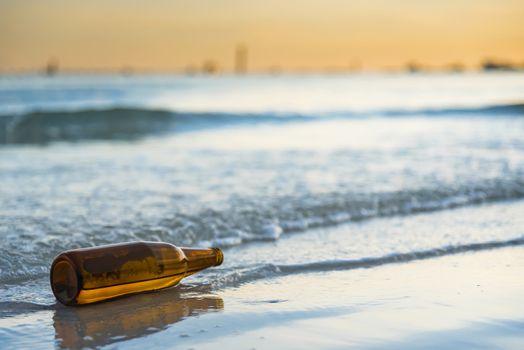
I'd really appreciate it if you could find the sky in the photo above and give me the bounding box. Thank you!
[1,0,523,72]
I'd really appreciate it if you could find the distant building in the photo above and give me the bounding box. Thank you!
[45,58,59,76]
[202,60,219,75]
[405,61,422,73]
[234,44,248,74]
[445,62,465,73]
[481,59,517,71]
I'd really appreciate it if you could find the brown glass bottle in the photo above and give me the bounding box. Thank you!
[50,242,223,305]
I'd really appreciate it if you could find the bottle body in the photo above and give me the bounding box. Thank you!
[50,242,223,305]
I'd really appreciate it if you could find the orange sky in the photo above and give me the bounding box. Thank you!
[1,0,523,72]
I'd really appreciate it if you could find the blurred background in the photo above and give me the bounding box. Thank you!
[1,0,523,74]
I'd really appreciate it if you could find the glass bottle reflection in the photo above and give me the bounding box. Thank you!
[53,287,224,349]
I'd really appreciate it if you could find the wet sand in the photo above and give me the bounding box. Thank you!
[143,246,524,350]
[1,245,523,349]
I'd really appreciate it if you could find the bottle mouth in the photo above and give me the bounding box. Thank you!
[50,256,80,305]
[212,248,224,266]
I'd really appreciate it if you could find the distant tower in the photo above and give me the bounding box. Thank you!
[405,61,422,73]
[202,60,219,75]
[45,58,59,76]
[234,44,248,74]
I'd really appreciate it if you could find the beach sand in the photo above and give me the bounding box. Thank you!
[2,244,523,349]
[127,246,524,350]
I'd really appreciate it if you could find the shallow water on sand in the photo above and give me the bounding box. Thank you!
[2,238,524,349]
[1,110,524,286]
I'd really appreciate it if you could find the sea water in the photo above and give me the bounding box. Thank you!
[0,73,524,339]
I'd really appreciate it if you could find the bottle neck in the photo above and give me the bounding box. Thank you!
[182,247,223,274]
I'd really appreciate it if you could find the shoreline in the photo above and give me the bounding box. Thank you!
[136,245,524,350]
[1,245,523,349]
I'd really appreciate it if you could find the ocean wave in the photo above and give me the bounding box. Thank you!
[375,102,524,117]
[1,177,523,285]
[212,236,524,288]
[1,102,523,144]
[193,177,524,247]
